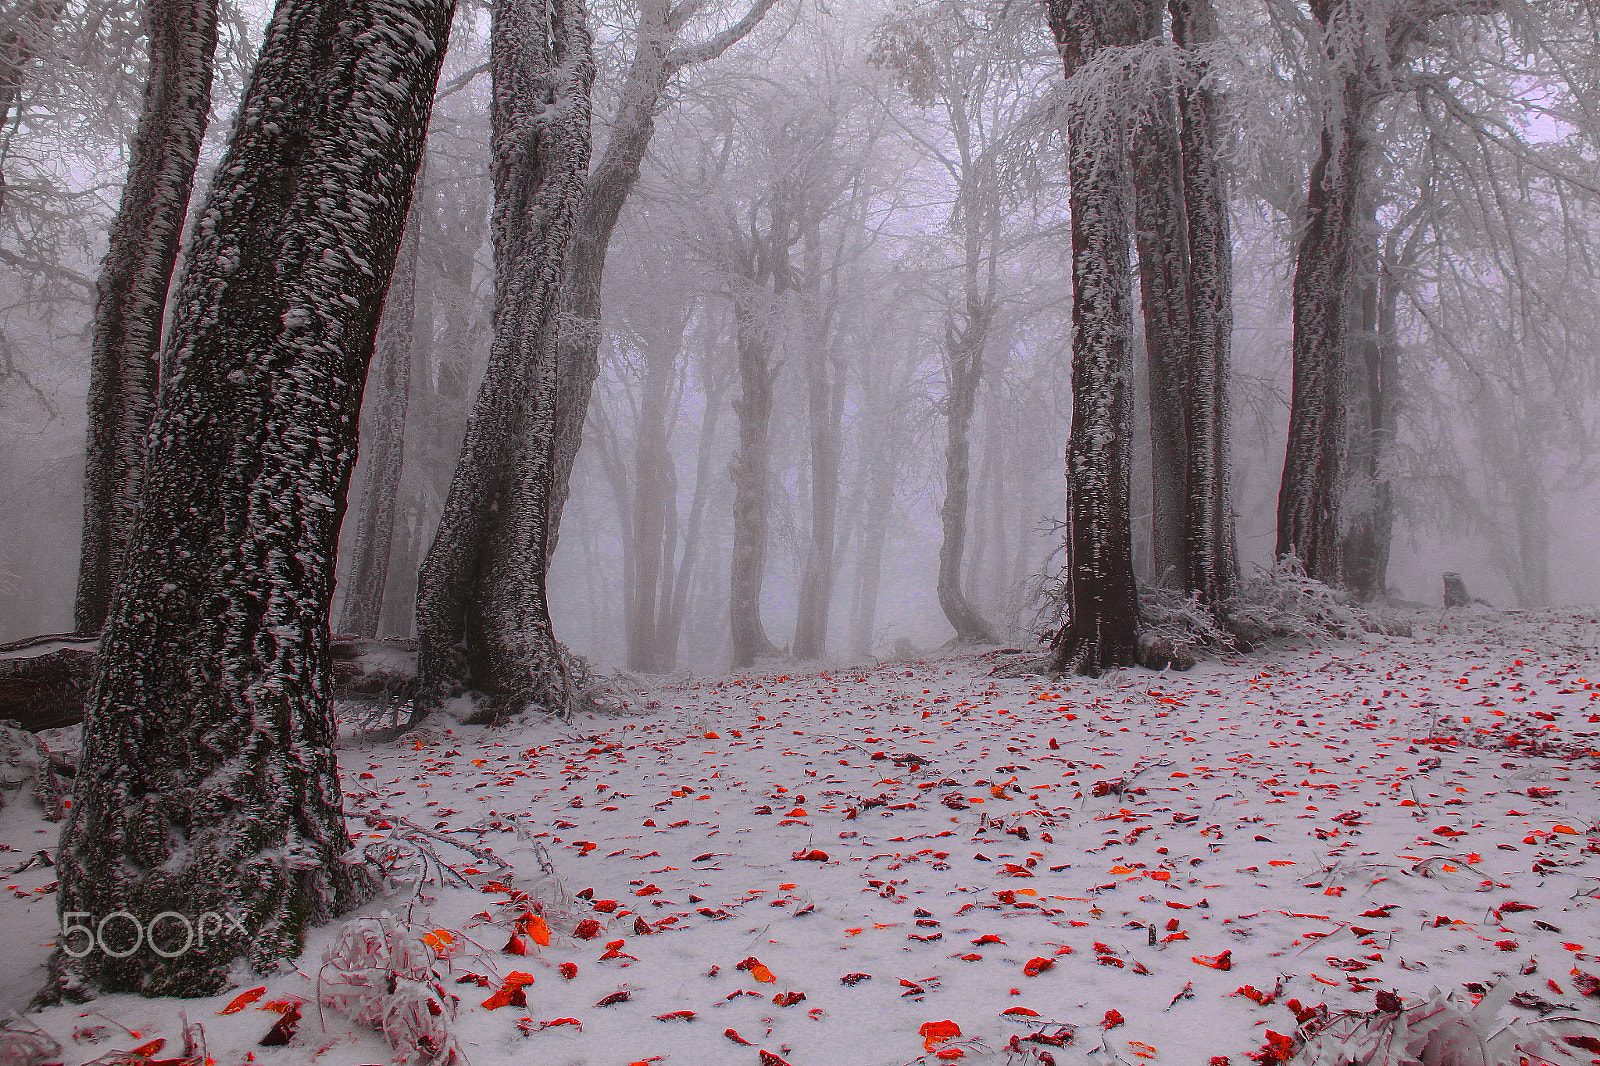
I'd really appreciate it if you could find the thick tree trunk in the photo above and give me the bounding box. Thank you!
[1131,50,1191,592]
[1045,0,1142,677]
[47,0,452,999]
[1340,219,1401,601]
[74,0,220,636]
[338,196,419,638]
[414,0,592,721]
[546,0,779,549]
[1277,41,1368,584]
[1171,0,1239,608]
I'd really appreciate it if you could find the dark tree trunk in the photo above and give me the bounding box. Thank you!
[546,0,778,549]
[338,194,419,638]
[47,0,453,1000]
[0,0,67,217]
[1132,0,1237,607]
[1045,0,1142,677]
[1170,0,1239,608]
[74,0,220,636]
[938,304,997,645]
[414,0,593,720]
[1277,4,1369,585]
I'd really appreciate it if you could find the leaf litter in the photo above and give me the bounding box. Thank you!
[9,613,1600,1065]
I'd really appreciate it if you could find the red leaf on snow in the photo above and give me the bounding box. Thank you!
[725,1028,755,1045]
[573,919,603,940]
[759,1052,792,1066]
[558,962,578,980]
[594,990,631,1007]
[791,849,829,861]
[1192,950,1232,970]
[1023,957,1055,976]
[1103,1009,1124,1029]
[217,987,267,1014]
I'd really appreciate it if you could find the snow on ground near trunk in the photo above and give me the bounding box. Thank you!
[9,614,1600,1066]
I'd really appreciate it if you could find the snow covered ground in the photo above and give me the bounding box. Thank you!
[6,609,1600,1066]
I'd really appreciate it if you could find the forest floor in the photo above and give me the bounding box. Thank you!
[6,607,1600,1066]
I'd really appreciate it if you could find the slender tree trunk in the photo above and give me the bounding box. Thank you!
[74,0,220,635]
[792,261,842,660]
[851,434,896,659]
[1045,0,1142,677]
[658,364,726,671]
[728,276,782,668]
[938,306,997,644]
[1277,12,1368,584]
[338,194,419,637]
[48,0,452,999]
[413,0,592,719]
[625,314,687,672]
[546,0,779,548]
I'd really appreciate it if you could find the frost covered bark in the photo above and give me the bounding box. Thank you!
[338,193,419,638]
[414,0,592,720]
[1045,0,1142,677]
[73,0,219,636]
[546,0,778,548]
[938,298,998,645]
[1132,0,1237,609]
[47,0,454,1000]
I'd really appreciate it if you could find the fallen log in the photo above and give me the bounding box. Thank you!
[0,632,419,732]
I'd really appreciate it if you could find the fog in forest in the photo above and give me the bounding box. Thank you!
[2,0,1598,671]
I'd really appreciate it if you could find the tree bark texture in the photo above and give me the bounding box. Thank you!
[414,0,592,719]
[337,194,419,638]
[547,0,778,549]
[73,0,220,636]
[623,312,688,673]
[49,0,453,999]
[1131,0,1237,608]
[1045,0,1142,677]
[1276,1,1372,585]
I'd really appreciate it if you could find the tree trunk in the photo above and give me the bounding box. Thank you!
[937,306,997,644]
[625,312,688,673]
[850,432,896,659]
[658,354,727,671]
[74,0,220,635]
[1277,13,1368,584]
[1131,42,1191,593]
[1171,0,1239,608]
[338,194,419,638]
[413,0,592,721]
[791,238,843,660]
[47,0,452,999]
[1045,0,1142,677]
[546,0,779,549]
[728,272,783,668]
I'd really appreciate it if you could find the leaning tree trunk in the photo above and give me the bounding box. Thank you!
[1045,0,1142,677]
[338,194,419,638]
[413,0,592,721]
[74,0,220,636]
[1277,57,1368,584]
[546,0,778,549]
[937,307,997,645]
[47,0,452,1001]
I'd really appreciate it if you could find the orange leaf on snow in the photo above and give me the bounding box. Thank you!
[920,1019,962,1051]
[520,913,551,946]
[217,987,266,1014]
